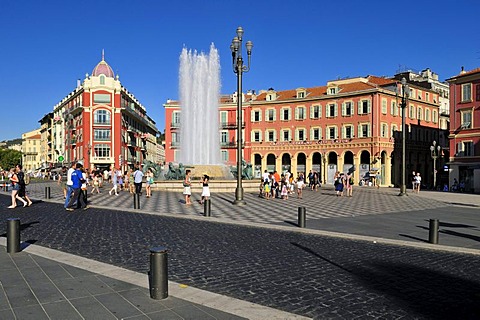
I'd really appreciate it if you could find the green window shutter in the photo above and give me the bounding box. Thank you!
[273,109,277,121]
[368,124,371,137]
[334,104,338,117]
[251,110,255,122]
[367,100,371,114]
[295,108,299,120]
[310,106,314,119]
[342,103,345,116]
[358,124,362,137]
[341,126,345,138]
[358,101,362,114]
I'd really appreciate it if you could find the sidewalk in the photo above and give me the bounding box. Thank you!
[0,238,309,320]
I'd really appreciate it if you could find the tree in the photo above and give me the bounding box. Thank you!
[0,148,22,171]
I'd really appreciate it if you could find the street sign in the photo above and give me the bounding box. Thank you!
[58,156,65,162]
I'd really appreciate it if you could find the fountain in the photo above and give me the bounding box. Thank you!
[177,44,233,179]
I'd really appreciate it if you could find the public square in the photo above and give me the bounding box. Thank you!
[1,182,479,319]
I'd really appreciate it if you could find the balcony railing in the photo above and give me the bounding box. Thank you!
[220,142,244,148]
[220,122,246,129]
[171,122,181,129]
[93,121,111,126]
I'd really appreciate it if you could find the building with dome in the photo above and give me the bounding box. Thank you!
[43,52,159,172]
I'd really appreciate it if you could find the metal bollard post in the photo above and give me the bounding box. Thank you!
[45,186,51,199]
[204,199,211,217]
[298,207,306,228]
[133,194,138,209]
[429,219,439,244]
[7,218,20,253]
[149,247,168,300]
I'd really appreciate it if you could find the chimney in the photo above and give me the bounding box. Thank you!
[460,66,466,74]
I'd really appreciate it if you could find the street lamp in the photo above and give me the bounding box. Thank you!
[430,140,441,190]
[399,77,410,196]
[230,26,253,206]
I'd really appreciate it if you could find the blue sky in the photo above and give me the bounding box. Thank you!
[1,0,478,141]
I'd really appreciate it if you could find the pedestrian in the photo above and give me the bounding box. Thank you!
[296,172,305,199]
[58,166,68,199]
[16,164,33,207]
[145,168,154,198]
[7,167,28,208]
[346,173,353,197]
[415,172,422,193]
[128,168,135,193]
[109,167,119,196]
[375,171,381,189]
[65,163,88,211]
[281,177,288,200]
[91,174,100,194]
[200,174,210,204]
[133,165,144,195]
[81,167,89,205]
[64,162,76,209]
[334,171,344,196]
[117,170,124,191]
[183,169,192,205]
[411,171,417,192]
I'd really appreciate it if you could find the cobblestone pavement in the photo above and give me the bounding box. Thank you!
[1,193,479,319]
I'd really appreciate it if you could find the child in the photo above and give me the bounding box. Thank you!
[91,175,100,194]
[281,180,288,200]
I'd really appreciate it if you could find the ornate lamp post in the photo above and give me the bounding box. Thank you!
[430,140,441,190]
[399,77,410,196]
[230,26,253,206]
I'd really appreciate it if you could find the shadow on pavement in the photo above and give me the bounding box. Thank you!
[399,233,429,243]
[440,230,480,243]
[21,239,38,250]
[354,261,480,319]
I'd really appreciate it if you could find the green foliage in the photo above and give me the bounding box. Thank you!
[0,148,22,170]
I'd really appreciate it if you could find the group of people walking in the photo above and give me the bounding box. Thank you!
[6,164,33,208]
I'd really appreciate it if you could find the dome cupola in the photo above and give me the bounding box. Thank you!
[92,50,115,78]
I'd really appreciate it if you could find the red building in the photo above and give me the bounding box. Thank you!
[52,53,158,172]
[164,75,445,186]
[447,67,480,192]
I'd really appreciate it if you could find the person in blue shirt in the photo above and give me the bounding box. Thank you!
[66,163,88,211]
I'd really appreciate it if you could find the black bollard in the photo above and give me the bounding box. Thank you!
[149,247,168,300]
[298,207,306,228]
[204,199,211,217]
[45,186,51,199]
[7,218,20,253]
[133,193,141,209]
[429,219,439,244]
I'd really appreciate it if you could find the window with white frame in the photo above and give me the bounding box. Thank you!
[462,83,472,102]
[266,129,276,142]
[94,109,111,124]
[281,129,291,141]
[425,109,430,122]
[251,110,261,122]
[251,130,262,142]
[342,101,353,116]
[94,129,110,141]
[221,150,229,161]
[461,110,472,129]
[381,123,388,138]
[409,105,415,119]
[391,101,398,116]
[341,125,354,139]
[357,100,371,114]
[94,144,110,157]
[220,111,228,126]
[382,99,387,114]
[326,103,337,118]
[358,123,371,138]
[295,106,306,120]
[266,109,276,122]
[296,128,306,141]
[391,124,398,138]
[220,131,229,144]
[417,107,423,120]
[432,110,438,123]
[310,127,321,140]
[172,111,181,127]
[327,126,337,139]
[281,107,291,121]
[457,141,474,157]
[310,105,321,119]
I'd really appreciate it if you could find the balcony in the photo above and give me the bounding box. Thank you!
[220,142,244,148]
[220,122,246,129]
[171,122,181,129]
[126,139,137,147]
[171,141,180,148]
[93,121,111,126]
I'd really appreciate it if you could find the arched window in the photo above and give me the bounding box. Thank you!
[94,109,111,125]
[100,75,105,85]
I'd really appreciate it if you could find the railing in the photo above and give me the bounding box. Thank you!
[171,122,181,128]
[220,122,246,128]
[93,121,111,125]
